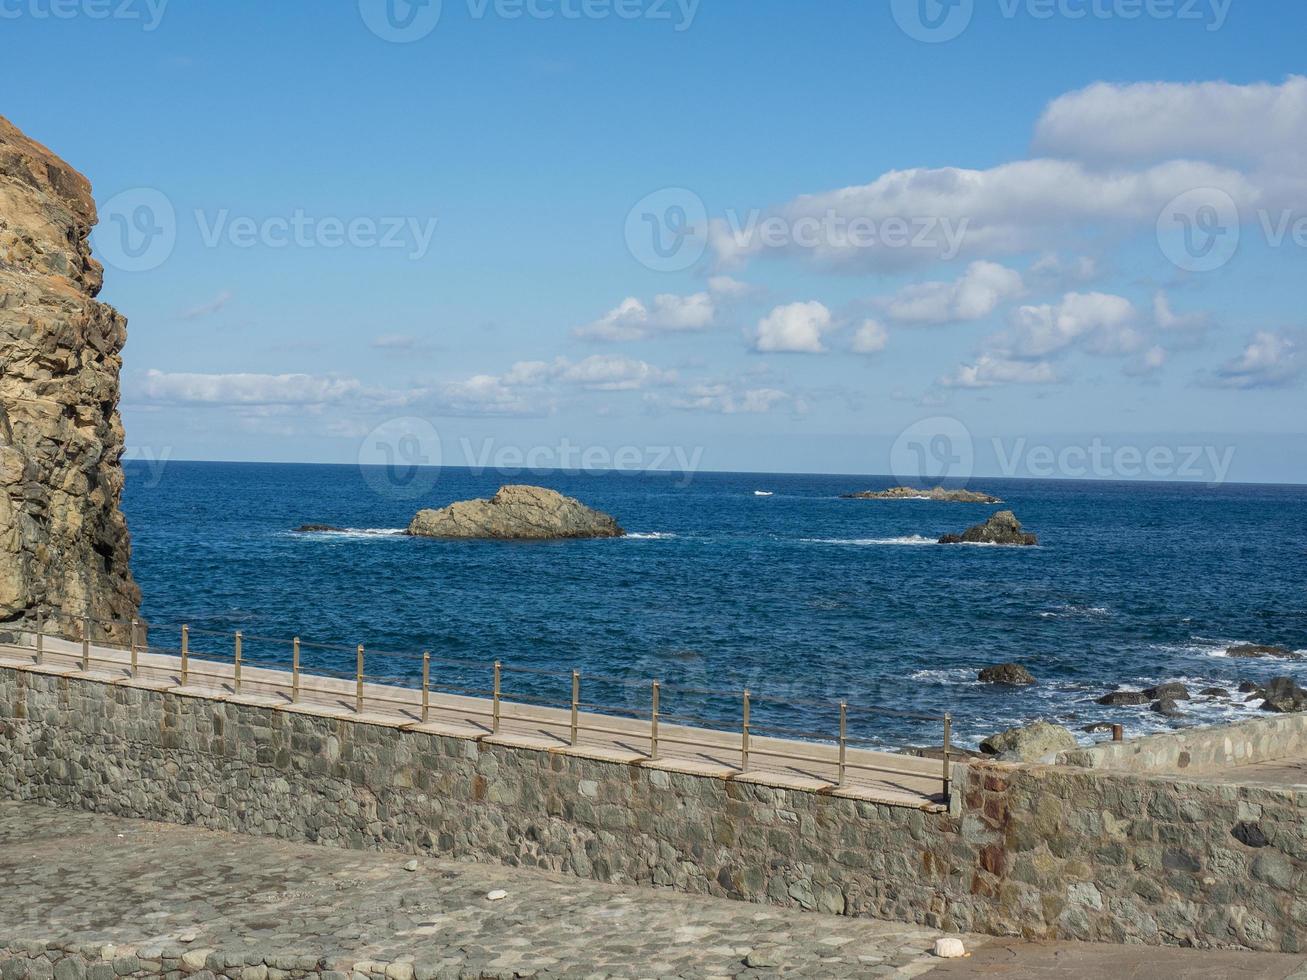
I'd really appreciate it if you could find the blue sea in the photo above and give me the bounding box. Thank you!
[121,461,1307,750]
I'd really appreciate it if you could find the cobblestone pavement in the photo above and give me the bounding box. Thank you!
[927,939,1307,979]
[0,801,961,979]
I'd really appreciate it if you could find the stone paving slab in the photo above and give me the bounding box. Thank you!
[926,939,1307,979]
[0,800,961,979]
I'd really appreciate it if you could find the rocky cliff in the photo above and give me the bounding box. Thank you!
[0,116,140,638]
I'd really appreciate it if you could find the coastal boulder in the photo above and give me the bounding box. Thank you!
[1260,677,1307,713]
[1097,690,1150,706]
[979,721,1077,762]
[939,510,1038,546]
[978,663,1036,686]
[1227,644,1300,660]
[1144,682,1191,701]
[406,485,625,540]
[843,486,1003,504]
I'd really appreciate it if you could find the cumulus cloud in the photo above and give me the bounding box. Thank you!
[883,261,1024,325]
[707,275,755,298]
[1125,345,1168,377]
[1153,292,1211,347]
[574,293,716,342]
[753,301,833,353]
[851,319,888,354]
[1034,76,1307,180]
[940,355,1058,389]
[1004,292,1142,359]
[1210,331,1301,389]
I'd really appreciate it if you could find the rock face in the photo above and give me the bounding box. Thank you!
[0,117,140,639]
[939,510,1038,546]
[407,485,625,540]
[978,663,1036,686]
[979,721,1077,762]
[843,485,1003,504]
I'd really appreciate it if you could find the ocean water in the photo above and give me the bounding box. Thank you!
[120,461,1307,750]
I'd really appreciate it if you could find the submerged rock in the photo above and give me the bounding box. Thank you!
[295,524,347,533]
[1200,687,1231,698]
[1260,677,1307,713]
[938,511,1038,546]
[1227,644,1301,660]
[978,663,1037,686]
[407,485,625,540]
[979,721,1077,762]
[1096,690,1150,706]
[843,485,1003,504]
[1151,698,1185,717]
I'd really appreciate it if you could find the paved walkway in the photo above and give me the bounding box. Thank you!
[0,633,950,809]
[0,800,956,979]
[1199,757,1307,789]
[928,939,1307,979]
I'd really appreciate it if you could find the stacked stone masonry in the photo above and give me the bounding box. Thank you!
[0,664,1303,953]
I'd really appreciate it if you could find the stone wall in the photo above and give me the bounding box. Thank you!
[1,663,1304,952]
[1059,712,1307,775]
[0,941,356,980]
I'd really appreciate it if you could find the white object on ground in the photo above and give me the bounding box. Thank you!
[403,859,419,871]
[486,889,508,901]
[934,937,966,958]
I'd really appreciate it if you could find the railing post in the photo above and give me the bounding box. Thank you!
[492,661,501,734]
[356,644,365,714]
[292,637,300,702]
[130,619,139,678]
[421,651,430,723]
[234,631,243,694]
[570,670,580,747]
[837,701,848,787]
[741,690,751,773]
[181,625,189,685]
[81,616,90,671]
[650,680,660,761]
[942,713,953,801]
[34,613,43,664]
[1111,723,1123,742]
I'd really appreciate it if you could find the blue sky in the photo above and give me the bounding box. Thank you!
[4,0,1306,483]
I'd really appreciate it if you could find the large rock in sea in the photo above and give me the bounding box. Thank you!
[407,485,625,540]
[978,663,1036,686]
[939,510,1038,546]
[1227,643,1300,660]
[843,485,1003,504]
[0,117,140,639]
[979,721,1077,762]
[1260,677,1307,713]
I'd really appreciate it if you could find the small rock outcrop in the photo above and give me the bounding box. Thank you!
[1151,698,1185,717]
[939,510,1038,546]
[979,721,1078,762]
[978,663,1036,686]
[295,524,347,533]
[0,116,140,639]
[1260,677,1307,714]
[1227,644,1300,660]
[407,485,625,540]
[843,485,1003,504]
[1144,682,1191,701]
[1097,690,1150,706]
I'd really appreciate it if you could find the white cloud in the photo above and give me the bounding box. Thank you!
[753,301,833,353]
[1005,292,1141,358]
[553,354,677,390]
[1125,345,1168,377]
[1153,291,1210,347]
[851,319,888,354]
[1211,332,1301,389]
[883,261,1023,325]
[707,275,754,298]
[1034,76,1307,181]
[574,293,715,342]
[941,355,1058,389]
[139,370,361,405]
[667,383,795,415]
[181,290,233,320]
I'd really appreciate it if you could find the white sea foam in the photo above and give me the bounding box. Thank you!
[803,535,938,546]
[754,490,774,497]
[1038,604,1112,620]
[626,531,677,540]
